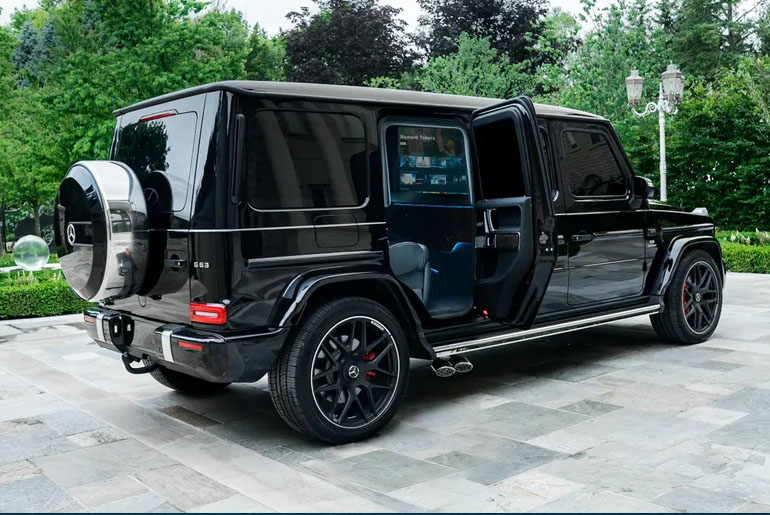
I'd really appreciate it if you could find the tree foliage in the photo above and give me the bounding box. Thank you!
[1,0,769,233]
[283,0,414,85]
[416,0,548,66]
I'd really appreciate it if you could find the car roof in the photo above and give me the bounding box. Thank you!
[114,80,606,121]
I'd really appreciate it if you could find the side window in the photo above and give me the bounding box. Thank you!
[384,124,470,204]
[539,126,558,200]
[114,112,198,212]
[561,129,627,198]
[246,110,367,210]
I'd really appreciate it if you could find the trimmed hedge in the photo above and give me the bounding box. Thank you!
[0,280,94,319]
[721,242,770,274]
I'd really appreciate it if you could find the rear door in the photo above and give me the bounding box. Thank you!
[470,97,557,325]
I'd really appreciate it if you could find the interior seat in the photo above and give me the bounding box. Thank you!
[389,241,431,303]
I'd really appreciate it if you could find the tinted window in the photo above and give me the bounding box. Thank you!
[562,130,627,197]
[246,110,367,210]
[385,124,470,204]
[114,112,198,212]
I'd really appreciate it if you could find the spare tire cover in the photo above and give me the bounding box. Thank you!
[55,161,149,301]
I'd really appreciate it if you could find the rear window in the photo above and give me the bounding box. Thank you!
[246,110,368,211]
[113,112,198,212]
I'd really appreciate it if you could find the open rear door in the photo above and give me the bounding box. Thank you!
[471,96,557,326]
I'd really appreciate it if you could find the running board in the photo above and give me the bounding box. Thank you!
[433,304,661,358]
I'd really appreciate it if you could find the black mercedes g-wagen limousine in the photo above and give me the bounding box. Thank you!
[55,82,724,443]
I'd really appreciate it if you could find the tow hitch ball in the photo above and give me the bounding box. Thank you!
[121,353,159,375]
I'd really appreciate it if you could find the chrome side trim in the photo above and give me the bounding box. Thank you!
[660,223,715,232]
[579,258,642,268]
[175,221,386,233]
[593,229,644,237]
[96,313,105,342]
[161,330,174,363]
[248,250,382,265]
[434,304,661,358]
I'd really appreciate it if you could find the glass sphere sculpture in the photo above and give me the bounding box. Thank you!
[13,235,50,271]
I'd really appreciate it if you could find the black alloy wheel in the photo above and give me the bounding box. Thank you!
[681,260,720,334]
[269,297,409,443]
[651,249,723,344]
[311,316,400,429]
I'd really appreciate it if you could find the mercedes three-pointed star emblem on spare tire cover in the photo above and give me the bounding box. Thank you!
[54,161,149,301]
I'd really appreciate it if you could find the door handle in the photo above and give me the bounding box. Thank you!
[164,258,187,270]
[571,232,594,243]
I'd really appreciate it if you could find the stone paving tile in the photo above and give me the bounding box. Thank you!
[0,474,81,512]
[654,485,746,513]
[706,414,770,454]
[0,391,68,422]
[458,435,566,485]
[476,400,589,441]
[492,377,610,408]
[1,273,769,512]
[37,409,107,436]
[90,490,172,513]
[135,463,238,511]
[733,501,770,512]
[709,386,770,415]
[0,459,41,484]
[558,399,622,417]
[425,450,492,470]
[523,359,620,383]
[304,449,453,493]
[159,405,220,428]
[0,417,78,465]
[187,494,274,513]
[534,487,674,512]
[32,438,176,489]
[66,426,128,447]
[65,476,148,507]
[693,360,745,372]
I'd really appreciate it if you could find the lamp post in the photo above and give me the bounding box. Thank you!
[625,63,684,203]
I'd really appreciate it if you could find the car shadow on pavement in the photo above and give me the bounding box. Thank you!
[168,321,666,449]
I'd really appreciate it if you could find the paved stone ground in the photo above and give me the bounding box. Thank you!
[1,273,769,513]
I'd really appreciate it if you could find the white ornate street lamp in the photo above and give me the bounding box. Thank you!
[626,63,684,202]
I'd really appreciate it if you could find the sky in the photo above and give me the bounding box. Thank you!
[1,0,588,33]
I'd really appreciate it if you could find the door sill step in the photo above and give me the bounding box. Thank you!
[433,304,661,358]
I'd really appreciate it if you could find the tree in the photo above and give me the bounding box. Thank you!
[417,33,534,97]
[244,24,286,81]
[283,0,415,85]
[673,0,754,78]
[416,0,548,66]
[666,60,770,227]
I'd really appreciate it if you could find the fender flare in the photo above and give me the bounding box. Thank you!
[267,271,435,360]
[651,235,725,297]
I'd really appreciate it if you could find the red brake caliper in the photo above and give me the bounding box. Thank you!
[683,283,689,314]
[363,352,376,381]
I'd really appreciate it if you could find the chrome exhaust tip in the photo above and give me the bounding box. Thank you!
[431,358,456,378]
[450,355,473,374]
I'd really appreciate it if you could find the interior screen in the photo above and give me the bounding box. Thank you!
[387,126,470,200]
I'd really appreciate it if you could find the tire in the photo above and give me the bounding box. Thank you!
[143,359,231,395]
[269,297,409,444]
[651,249,723,344]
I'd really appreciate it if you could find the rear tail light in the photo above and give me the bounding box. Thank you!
[177,340,203,351]
[84,315,95,324]
[189,303,227,325]
[139,110,177,123]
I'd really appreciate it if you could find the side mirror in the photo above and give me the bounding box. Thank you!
[630,176,655,209]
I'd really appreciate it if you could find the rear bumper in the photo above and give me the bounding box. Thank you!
[84,307,287,383]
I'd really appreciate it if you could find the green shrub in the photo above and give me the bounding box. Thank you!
[0,280,94,319]
[0,253,59,268]
[720,242,770,274]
